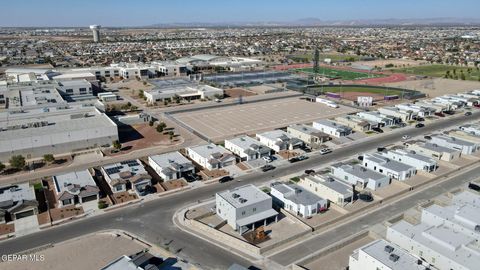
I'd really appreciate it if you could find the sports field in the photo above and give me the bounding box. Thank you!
[307,86,404,101]
[392,64,480,81]
[296,67,382,80]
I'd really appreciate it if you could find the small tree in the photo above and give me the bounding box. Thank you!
[148,120,154,126]
[112,140,122,150]
[9,155,26,170]
[0,162,5,172]
[43,154,55,163]
[156,124,164,133]
[138,90,144,99]
[169,131,174,140]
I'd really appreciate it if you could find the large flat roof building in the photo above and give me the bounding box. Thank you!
[0,106,118,161]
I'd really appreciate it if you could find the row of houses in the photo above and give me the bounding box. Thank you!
[349,190,480,270]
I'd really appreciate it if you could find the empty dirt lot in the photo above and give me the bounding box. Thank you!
[172,97,357,141]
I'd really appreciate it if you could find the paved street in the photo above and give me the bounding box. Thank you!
[0,112,478,270]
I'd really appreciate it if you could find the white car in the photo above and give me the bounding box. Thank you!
[263,156,273,163]
[402,135,411,140]
[319,148,332,155]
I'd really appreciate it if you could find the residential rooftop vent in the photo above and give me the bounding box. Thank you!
[239,198,248,203]
[232,193,240,199]
[384,245,394,253]
[389,254,400,262]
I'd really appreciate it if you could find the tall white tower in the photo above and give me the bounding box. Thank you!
[89,25,101,42]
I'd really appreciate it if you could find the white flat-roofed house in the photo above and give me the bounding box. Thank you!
[349,239,427,270]
[256,130,304,153]
[224,136,271,161]
[101,160,152,196]
[270,182,327,218]
[429,135,477,155]
[362,153,417,181]
[386,191,480,270]
[448,130,480,145]
[186,143,236,170]
[378,107,413,122]
[459,124,480,136]
[407,142,461,161]
[334,115,371,132]
[432,96,464,110]
[312,119,352,138]
[57,79,93,99]
[395,103,435,117]
[421,191,480,240]
[148,151,195,181]
[331,162,391,190]
[414,101,447,113]
[52,170,100,207]
[216,184,278,234]
[448,94,478,106]
[286,124,330,149]
[356,111,399,127]
[0,183,38,223]
[299,174,354,206]
[380,149,437,172]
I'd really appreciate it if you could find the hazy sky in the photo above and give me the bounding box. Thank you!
[2,0,480,27]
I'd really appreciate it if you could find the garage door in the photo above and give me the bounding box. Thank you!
[82,195,98,203]
[15,209,35,219]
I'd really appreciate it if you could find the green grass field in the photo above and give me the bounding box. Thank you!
[307,86,404,96]
[392,64,480,81]
[297,67,382,80]
[288,53,359,62]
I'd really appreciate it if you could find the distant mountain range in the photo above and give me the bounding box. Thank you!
[149,17,480,27]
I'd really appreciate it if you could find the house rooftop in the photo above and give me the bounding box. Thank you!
[364,153,414,172]
[217,184,271,208]
[271,182,325,205]
[331,162,387,180]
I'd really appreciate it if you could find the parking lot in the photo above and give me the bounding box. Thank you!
[172,97,357,141]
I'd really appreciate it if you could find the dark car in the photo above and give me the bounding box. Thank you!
[261,164,276,172]
[424,135,432,140]
[219,176,233,183]
[416,117,425,122]
[443,110,455,115]
[377,147,386,152]
[465,111,472,116]
[304,169,315,175]
[434,112,445,117]
[289,157,300,163]
[358,193,374,202]
[372,127,384,133]
[415,123,425,128]
[468,182,480,191]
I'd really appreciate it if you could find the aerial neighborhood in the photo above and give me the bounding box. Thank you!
[1,4,480,269]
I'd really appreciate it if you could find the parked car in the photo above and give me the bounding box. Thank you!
[377,147,386,152]
[415,123,425,128]
[304,169,315,175]
[465,111,472,116]
[416,117,425,122]
[358,192,374,202]
[424,135,432,140]
[443,110,455,115]
[468,182,480,191]
[372,127,384,133]
[261,164,276,172]
[319,148,332,155]
[219,176,233,183]
[290,155,308,163]
[402,135,411,140]
[263,156,273,163]
[434,112,445,117]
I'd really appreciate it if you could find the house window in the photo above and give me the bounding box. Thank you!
[115,185,123,191]
[66,89,73,94]
[242,211,246,216]
[253,208,256,212]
